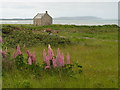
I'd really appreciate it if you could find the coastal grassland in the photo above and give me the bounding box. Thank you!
[2,24,118,88]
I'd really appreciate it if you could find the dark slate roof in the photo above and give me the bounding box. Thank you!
[33,13,45,19]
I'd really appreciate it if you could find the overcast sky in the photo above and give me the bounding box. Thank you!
[0,0,119,19]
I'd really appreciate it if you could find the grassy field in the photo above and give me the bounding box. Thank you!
[2,24,118,88]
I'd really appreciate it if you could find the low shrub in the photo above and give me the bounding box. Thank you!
[3,30,71,48]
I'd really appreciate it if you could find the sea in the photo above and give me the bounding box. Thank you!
[0,19,118,26]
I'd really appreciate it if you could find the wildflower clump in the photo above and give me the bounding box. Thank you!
[26,49,36,65]
[43,45,71,69]
[13,45,22,58]
[11,44,82,75]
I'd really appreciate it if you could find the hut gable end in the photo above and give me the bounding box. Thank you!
[33,11,52,26]
[33,13,45,19]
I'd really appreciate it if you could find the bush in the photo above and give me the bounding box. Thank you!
[3,30,71,47]
[15,55,25,69]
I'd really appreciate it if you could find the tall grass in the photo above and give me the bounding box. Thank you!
[2,24,118,88]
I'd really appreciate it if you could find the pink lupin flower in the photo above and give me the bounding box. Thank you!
[31,53,36,64]
[0,37,3,43]
[26,49,31,57]
[43,45,71,69]
[45,56,50,66]
[13,45,22,58]
[2,51,6,57]
[48,44,54,60]
[13,52,17,58]
[57,53,64,67]
[0,49,6,58]
[60,53,64,66]
[43,48,52,69]
[17,45,22,55]
[26,49,37,65]
[28,56,32,65]
[56,48,61,66]
[66,53,70,64]
[45,66,50,69]
[26,49,32,65]
[57,48,61,56]
[52,57,57,68]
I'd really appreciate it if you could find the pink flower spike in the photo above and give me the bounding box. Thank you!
[43,49,50,66]
[31,53,36,64]
[56,48,61,67]
[17,45,22,55]
[0,50,6,57]
[28,57,32,65]
[48,44,54,60]
[0,37,3,43]
[58,53,64,67]
[26,49,31,57]
[45,56,50,66]
[13,45,22,58]
[45,66,50,69]
[57,48,61,56]
[66,53,70,64]
[61,53,64,66]
[13,52,17,58]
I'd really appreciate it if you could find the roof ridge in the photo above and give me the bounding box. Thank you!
[34,13,46,19]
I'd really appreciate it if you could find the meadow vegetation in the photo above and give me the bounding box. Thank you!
[2,24,118,88]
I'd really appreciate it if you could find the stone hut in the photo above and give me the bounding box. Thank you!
[33,11,52,26]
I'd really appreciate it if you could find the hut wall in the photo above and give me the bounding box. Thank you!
[41,14,52,26]
[33,19,41,25]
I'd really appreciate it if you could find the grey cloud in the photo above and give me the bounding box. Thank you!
[0,2,118,19]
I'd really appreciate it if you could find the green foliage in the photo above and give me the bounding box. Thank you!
[25,64,42,77]
[15,55,24,69]
[2,24,118,48]
[3,30,71,48]
[2,25,14,35]
[15,80,31,88]
[63,63,82,76]
[14,54,42,77]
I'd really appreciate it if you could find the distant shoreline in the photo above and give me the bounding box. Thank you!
[0,19,118,26]
[0,19,32,20]
[0,19,118,20]
[0,16,117,21]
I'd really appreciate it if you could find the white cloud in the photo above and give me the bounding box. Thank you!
[0,2,118,19]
